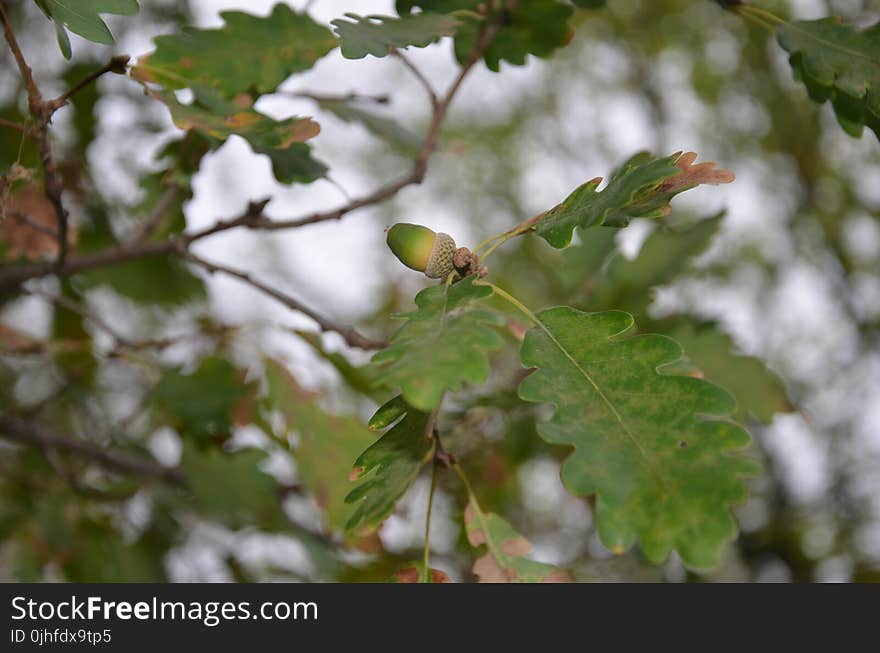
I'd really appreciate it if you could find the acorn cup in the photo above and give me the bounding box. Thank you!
[386,223,457,279]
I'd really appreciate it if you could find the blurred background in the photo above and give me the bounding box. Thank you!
[1,0,879,582]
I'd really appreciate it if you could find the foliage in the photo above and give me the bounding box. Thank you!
[776,18,880,138]
[518,308,761,567]
[332,12,460,59]
[35,0,139,58]
[1,0,874,584]
[370,276,506,411]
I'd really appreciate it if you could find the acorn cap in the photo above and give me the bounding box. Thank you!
[386,223,456,279]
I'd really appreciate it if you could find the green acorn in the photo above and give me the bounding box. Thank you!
[386,223,456,279]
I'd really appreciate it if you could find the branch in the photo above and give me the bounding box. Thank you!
[0,2,69,271]
[184,250,386,350]
[0,415,185,484]
[45,55,130,115]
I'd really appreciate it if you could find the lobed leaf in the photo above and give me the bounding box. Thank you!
[777,18,880,139]
[518,308,761,568]
[144,88,326,186]
[344,402,433,532]
[464,502,572,582]
[535,152,734,249]
[370,276,506,411]
[34,0,138,58]
[397,0,574,72]
[331,12,461,59]
[132,4,336,100]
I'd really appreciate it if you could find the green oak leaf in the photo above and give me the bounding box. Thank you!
[132,4,336,99]
[345,402,432,532]
[535,152,734,249]
[464,501,571,582]
[331,12,460,59]
[34,0,138,58]
[370,276,506,411]
[776,18,880,139]
[264,360,374,534]
[518,308,761,568]
[396,0,574,72]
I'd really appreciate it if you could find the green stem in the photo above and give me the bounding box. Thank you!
[422,460,439,582]
[476,280,540,326]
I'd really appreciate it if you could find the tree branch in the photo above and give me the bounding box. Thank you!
[0,415,185,484]
[0,2,69,271]
[184,250,386,350]
[45,55,130,115]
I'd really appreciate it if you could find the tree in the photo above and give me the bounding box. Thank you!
[0,0,878,582]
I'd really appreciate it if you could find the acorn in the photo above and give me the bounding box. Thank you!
[386,223,457,279]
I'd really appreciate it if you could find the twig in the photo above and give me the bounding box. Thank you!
[392,49,438,109]
[45,55,130,115]
[184,250,386,350]
[128,185,180,244]
[0,2,70,271]
[0,116,26,132]
[8,210,59,238]
[289,90,390,105]
[0,415,185,484]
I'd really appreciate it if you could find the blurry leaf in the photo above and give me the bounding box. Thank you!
[264,360,374,534]
[34,0,138,53]
[397,0,574,72]
[181,444,281,529]
[464,501,572,582]
[62,64,101,147]
[152,357,253,443]
[51,279,97,384]
[518,308,761,568]
[536,152,734,248]
[256,143,328,185]
[54,21,72,59]
[316,97,421,156]
[146,87,319,148]
[370,276,506,411]
[77,253,206,305]
[659,320,793,424]
[63,521,163,582]
[132,4,336,99]
[296,330,381,400]
[345,403,432,532]
[331,12,460,59]
[776,18,880,138]
[144,88,326,186]
[74,198,205,305]
[572,214,723,316]
[572,0,606,7]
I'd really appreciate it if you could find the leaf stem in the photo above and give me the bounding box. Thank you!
[422,458,439,582]
[476,281,540,326]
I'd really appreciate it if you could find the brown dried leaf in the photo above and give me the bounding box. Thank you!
[0,184,59,260]
[659,151,735,194]
[395,567,453,583]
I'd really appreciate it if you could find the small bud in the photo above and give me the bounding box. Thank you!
[386,223,457,279]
